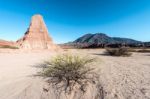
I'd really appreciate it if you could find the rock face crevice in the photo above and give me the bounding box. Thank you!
[17,15,58,50]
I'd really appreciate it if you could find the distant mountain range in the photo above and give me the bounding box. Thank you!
[74,33,141,44]
[62,33,149,48]
[1,33,150,49]
[0,39,15,47]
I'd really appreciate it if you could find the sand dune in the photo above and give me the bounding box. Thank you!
[0,49,150,99]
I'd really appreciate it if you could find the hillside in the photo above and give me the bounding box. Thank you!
[62,33,144,48]
[72,33,142,48]
[74,33,141,44]
[0,39,15,47]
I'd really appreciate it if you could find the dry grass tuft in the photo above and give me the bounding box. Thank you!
[39,54,99,94]
[0,45,19,49]
[137,49,150,53]
[105,47,132,56]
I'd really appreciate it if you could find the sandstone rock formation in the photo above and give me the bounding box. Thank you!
[17,15,58,50]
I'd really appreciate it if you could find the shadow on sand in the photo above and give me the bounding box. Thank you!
[91,53,109,56]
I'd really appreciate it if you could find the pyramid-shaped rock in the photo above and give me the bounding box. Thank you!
[17,15,58,49]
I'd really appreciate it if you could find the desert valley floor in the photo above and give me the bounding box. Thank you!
[0,49,150,99]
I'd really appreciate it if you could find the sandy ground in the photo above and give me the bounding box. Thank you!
[0,49,150,99]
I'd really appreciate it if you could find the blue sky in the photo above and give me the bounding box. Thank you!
[0,0,150,43]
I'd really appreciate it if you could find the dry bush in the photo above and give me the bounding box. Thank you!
[39,54,99,94]
[137,49,150,53]
[63,49,68,52]
[127,48,137,52]
[105,47,132,56]
[0,45,19,49]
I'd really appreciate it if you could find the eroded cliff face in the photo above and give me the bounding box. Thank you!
[17,15,58,50]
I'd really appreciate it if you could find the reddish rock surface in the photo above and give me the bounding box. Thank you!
[17,15,58,50]
[0,39,15,47]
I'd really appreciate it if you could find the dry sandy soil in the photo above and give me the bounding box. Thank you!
[0,49,150,99]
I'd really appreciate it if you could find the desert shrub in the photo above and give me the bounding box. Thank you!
[0,45,19,49]
[127,48,137,52]
[137,49,150,53]
[63,49,68,51]
[39,54,98,94]
[105,47,132,56]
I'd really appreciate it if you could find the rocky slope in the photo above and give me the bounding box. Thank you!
[144,42,150,47]
[74,33,141,44]
[69,33,143,48]
[0,39,16,47]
